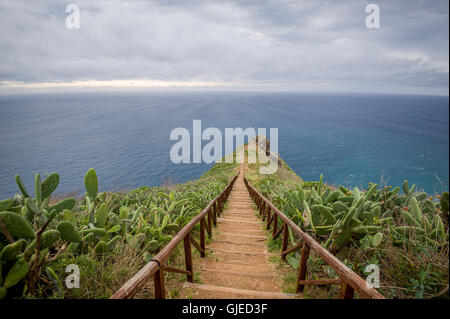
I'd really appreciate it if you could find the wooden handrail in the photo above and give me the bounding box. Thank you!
[243,177,385,299]
[110,172,239,299]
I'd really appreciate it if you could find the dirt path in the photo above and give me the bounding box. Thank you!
[181,159,301,299]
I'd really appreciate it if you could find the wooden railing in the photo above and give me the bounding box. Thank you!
[110,172,239,299]
[243,177,385,299]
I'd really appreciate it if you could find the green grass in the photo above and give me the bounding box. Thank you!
[267,236,282,253]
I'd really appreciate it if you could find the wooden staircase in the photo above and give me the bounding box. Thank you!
[113,146,383,299]
[181,164,302,299]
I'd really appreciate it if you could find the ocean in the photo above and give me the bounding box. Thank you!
[0,92,448,198]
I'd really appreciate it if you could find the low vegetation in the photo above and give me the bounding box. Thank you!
[245,152,449,299]
[0,162,238,299]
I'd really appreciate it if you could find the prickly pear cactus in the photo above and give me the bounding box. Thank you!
[0,211,35,239]
[57,221,81,243]
[0,171,77,298]
[272,176,448,254]
[0,164,234,299]
[84,168,98,200]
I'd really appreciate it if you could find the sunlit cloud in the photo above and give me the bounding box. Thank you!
[0,79,230,89]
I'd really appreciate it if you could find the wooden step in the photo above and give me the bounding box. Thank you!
[183,283,301,299]
[227,196,252,199]
[225,205,253,208]
[214,239,266,247]
[215,260,273,267]
[215,235,265,246]
[216,224,264,233]
[227,202,252,208]
[217,218,263,225]
[222,209,256,214]
[198,261,274,274]
[222,215,258,220]
[209,241,267,253]
[223,211,256,215]
[200,268,278,278]
[215,227,266,235]
[217,232,267,239]
[208,250,269,264]
[227,197,251,199]
[188,272,282,293]
[223,211,258,216]
[207,248,276,256]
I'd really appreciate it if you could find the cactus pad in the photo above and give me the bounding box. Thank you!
[0,211,35,239]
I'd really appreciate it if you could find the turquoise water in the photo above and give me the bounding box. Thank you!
[0,92,448,198]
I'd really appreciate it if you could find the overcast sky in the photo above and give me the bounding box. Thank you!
[0,0,448,95]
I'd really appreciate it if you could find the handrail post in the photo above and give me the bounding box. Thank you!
[262,202,266,220]
[281,223,289,261]
[200,218,206,258]
[221,193,225,212]
[184,233,194,282]
[154,268,165,299]
[266,208,272,229]
[339,282,355,299]
[296,242,310,293]
[217,195,222,217]
[217,196,222,216]
[206,208,212,237]
[272,214,278,237]
[222,192,226,213]
[260,201,265,217]
[212,202,217,226]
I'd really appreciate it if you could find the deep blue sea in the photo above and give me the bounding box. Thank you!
[0,92,448,198]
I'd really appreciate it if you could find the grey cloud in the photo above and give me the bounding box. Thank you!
[0,0,448,94]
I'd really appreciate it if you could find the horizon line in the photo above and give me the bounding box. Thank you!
[0,79,448,97]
